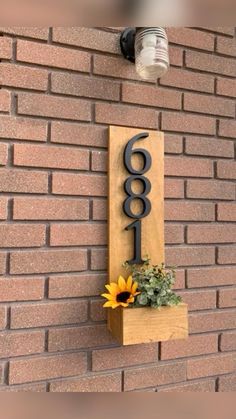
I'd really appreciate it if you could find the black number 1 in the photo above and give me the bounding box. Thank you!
[125,220,143,264]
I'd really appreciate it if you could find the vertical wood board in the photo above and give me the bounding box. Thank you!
[109,126,164,282]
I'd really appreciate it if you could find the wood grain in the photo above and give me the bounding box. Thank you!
[108,125,164,282]
[108,304,189,346]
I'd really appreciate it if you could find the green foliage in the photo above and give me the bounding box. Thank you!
[123,258,182,309]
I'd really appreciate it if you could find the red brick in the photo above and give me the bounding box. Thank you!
[0,365,4,384]
[95,103,158,129]
[217,77,236,98]
[0,90,11,112]
[0,115,47,142]
[91,151,107,172]
[186,50,236,76]
[185,136,234,158]
[218,203,236,221]
[218,246,236,264]
[9,353,87,385]
[161,334,218,360]
[184,93,235,117]
[92,199,107,221]
[160,67,214,93]
[173,270,185,290]
[51,223,106,247]
[166,246,215,267]
[0,307,7,330]
[220,332,236,352]
[217,161,236,180]
[0,27,49,40]
[53,27,120,54]
[0,277,44,302]
[0,37,12,59]
[11,300,88,329]
[201,27,234,36]
[0,224,45,248]
[93,344,157,372]
[18,93,91,122]
[0,253,6,275]
[187,354,235,379]
[91,249,107,271]
[94,55,143,81]
[90,299,106,322]
[122,83,181,110]
[158,379,216,392]
[52,73,120,101]
[49,324,114,352]
[0,63,48,91]
[162,112,216,135]
[124,362,186,391]
[164,134,183,154]
[165,179,184,198]
[0,169,48,193]
[165,224,184,244]
[1,383,47,392]
[219,120,236,138]
[165,202,215,222]
[14,144,89,171]
[218,288,236,308]
[169,46,183,66]
[218,374,236,392]
[49,273,106,299]
[187,180,235,200]
[187,224,236,244]
[0,143,8,166]
[0,198,7,220]
[167,28,214,51]
[165,156,213,178]
[189,310,236,333]
[217,36,236,57]
[17,40,91,72]
[187,267,236,288]
[50,373,121,392]
[51,122,107,148]
[0,331,45,358]
[52,173,107,197]
[179,290,216,311]
[10,249,87,275]
[14,197,89,221]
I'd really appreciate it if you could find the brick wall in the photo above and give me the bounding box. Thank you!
[0,26,235,392]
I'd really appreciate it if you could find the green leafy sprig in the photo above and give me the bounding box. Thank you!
[123,258,182,309]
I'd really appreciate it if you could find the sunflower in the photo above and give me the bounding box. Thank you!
[102,275,140,309]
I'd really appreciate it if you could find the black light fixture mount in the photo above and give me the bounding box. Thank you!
[120,27,170,82]
[120,27,136,63]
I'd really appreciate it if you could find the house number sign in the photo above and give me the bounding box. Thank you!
[108,126,164,281]
[123,133,152,264]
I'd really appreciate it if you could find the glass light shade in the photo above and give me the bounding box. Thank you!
[135,27,169,81]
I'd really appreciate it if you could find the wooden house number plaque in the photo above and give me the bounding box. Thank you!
[109,126,165,281]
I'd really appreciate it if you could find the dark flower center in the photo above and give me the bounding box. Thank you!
[116,291,131,303]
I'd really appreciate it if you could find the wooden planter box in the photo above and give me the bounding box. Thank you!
[108,303,188,346]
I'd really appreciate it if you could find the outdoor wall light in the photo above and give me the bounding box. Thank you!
[120,27,169,82]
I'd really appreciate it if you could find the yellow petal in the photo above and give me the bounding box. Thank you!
[101,293,115,301]
[120,303,129,308]
[105,283,119,296]
[111,303,120,309]
[127,297,134,304]
[126,275,133,292]
[118,276,127,291]
[132,281,138,294]
[103,301,114,308]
